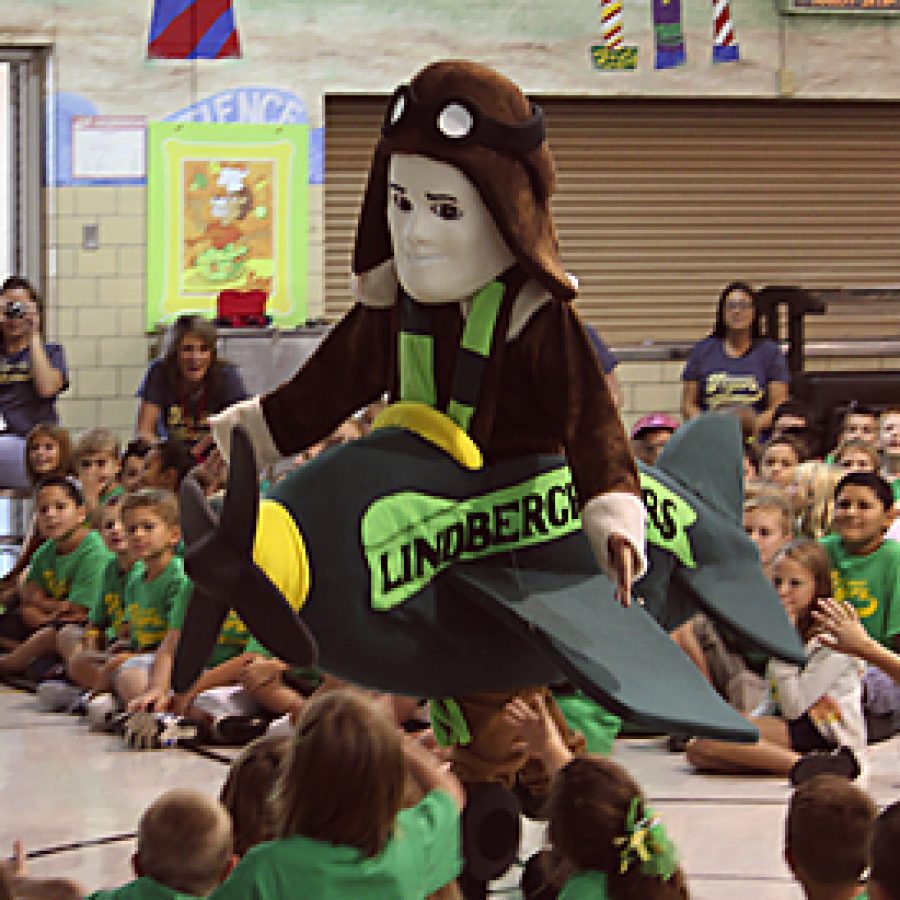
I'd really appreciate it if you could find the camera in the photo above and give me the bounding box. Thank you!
[3,301,25,320]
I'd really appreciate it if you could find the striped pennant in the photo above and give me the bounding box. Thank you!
[712,0,740,63]
[148,0,241,60]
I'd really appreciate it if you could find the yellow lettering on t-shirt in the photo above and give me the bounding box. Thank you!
[831,573,879,618]
[42,569,70,600]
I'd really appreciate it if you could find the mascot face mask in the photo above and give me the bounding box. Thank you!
[353,60,577,304]
[387,154,515,303]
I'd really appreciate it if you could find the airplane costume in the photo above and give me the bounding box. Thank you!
[174,62,804,788]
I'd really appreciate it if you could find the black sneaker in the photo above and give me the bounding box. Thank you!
[789,746,861,786]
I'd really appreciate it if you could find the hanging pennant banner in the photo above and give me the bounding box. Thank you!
[148,0,241,59]
[591,0,638,71]
[653,0,686,69]
[712,0,740,63]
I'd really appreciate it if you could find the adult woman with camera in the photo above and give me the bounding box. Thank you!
[0,276,68,489]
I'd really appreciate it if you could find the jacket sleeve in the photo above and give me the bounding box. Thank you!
[527,302,645,578]
[767,642,855,721]
[260,303,395,456]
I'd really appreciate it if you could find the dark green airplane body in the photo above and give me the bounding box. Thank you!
[175,413,804,742]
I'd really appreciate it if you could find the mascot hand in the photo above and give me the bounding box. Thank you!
[581,492,647,603]
[608,535,639,607]
[209,396,282,468]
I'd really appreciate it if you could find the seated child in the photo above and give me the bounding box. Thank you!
[0,476,110,671]
[210,687,464,899]
[504,693,689,899]
[73,427,123,512]
[86,790,235,898]
[685,539,866,782]
[772,399,814,440]
[86,489,191,726]
[120,438,152,493]
[141,438,196,492]
[0,423,73,606]
[879,407,900,504]
[670,491,793,714]
[828,405,880,461]
[819,471,900,734]
[784,774,876,900]
[62,500,134,705]
[219,735,292,856]
[867,800,900,900]
[834,439,880,474]
[760,435,806,490]
[793,462,843,540]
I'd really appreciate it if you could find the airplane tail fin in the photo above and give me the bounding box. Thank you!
[173,427,318,693]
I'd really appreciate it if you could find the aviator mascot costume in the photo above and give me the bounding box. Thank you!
[176,61,804,796]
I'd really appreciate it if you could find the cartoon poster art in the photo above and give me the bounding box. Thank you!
[182,159,274,290]
[146,122,308,330]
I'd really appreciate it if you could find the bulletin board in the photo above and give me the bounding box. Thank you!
[146,123,308,330]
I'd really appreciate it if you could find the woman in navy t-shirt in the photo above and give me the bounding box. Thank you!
[0,276,68,488]
[136,315,248,457]
[681,281,789,436]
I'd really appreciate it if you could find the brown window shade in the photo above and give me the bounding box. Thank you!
[324,96,900,346]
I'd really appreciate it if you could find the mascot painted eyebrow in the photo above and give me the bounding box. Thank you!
[175,61,803,803]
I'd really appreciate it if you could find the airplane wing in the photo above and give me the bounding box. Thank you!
[449,560,759,742]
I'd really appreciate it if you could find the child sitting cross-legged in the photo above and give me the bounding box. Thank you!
[0,476,110,680]
[504,694,689,899]
[57,499,135,710]
[85,489,192,728]
[685,538,866,784]
[210,687,464,900]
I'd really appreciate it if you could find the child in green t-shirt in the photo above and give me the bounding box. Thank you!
[85,489,191,726]
[0,475,111,678]
[3,790,234,899]
[819,470,900,728]
[89,790,235,899]
[65,499,135,697]
[505,693,687,900]
[211,688,463,900]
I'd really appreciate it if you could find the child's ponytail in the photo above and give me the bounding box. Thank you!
[547,757,690,899]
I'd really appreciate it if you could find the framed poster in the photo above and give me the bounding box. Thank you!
[147,123,308,329]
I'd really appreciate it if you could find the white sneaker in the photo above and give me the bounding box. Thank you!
[87,693,123,731]
[36,680,82,713]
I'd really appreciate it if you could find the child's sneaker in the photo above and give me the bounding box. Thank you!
[87,693,123,731]
[36,680,82,713]
[124,712,200,750]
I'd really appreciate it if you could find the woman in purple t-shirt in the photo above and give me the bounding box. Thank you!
[135,315,248,458]
[0,276,68,488]
[681,281,789,436]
